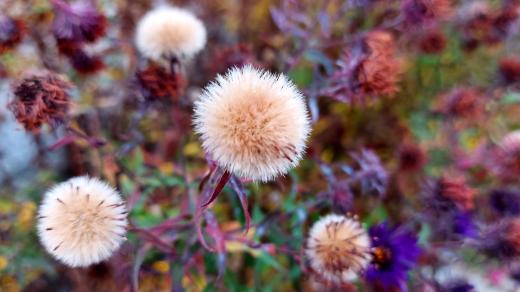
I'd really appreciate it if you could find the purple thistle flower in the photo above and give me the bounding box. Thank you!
[350,149,389,196]
[365,222,421,291]
[489,190,520,217]
[51,0,107,43]
[0,15,25,54]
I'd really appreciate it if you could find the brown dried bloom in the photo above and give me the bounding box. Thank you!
[8,72,72,131]
[398,143,427,172]
[436,87,483,119]
[210,43,259,76]
[419,29,447,54]
[436,175,475,211]
[499,56,520,85]
[136,65,186,102]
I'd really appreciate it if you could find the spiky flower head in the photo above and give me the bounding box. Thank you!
[306,214,372,284]
[477,218,520,260]
[135,6,206,62]
[8,72,71,131]
[37,176,128,267]
[193,65,311,182]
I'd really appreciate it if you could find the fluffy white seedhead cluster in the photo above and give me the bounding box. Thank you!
[135,6,207,61]
[193,65,311,182]
[306,214,372,284]
[37,176,128,268]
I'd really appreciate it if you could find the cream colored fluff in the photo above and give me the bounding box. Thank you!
[135,6,206,61]
[306,214,372,284]
[193,65,311,182]
[37,176,127,267]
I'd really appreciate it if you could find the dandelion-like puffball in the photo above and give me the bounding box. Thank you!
[37,176,128,267]
[135,6,206,61]
[306,214,372,284]
[193,66,311,182]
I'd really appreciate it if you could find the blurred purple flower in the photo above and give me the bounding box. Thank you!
[51,0,107,43]
[365,222,421,291]
[453,211,478,238]
[401,0,452,27]
[67,49,104,75]
[440,279,475,292]
[511,267,520,283]
[350,149,389,196]
[0,15,25,54]
[489,190,520,217]
[476,218,520,260]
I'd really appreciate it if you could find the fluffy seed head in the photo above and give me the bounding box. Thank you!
[306,214,372,284]
[193,66,311,182]
[135,6,206,61]
[37,176,128,267]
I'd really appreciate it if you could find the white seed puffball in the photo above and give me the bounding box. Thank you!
[193,65,311,182]
[135,6,207,61]
[306,214,372,284]
[37,176,128,267]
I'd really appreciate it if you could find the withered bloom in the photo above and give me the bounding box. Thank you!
[0,15,25,54]
[402,0,452,26]
[398,143,427,172]
[435,87,483,119]
[51,0,107,43]
[419,28,447,54]
[499,56,520,85]
[425,175,475,212]
[8,72,72,131]
[477,218,520,260]
[323,31,401,105]
[136,65,186,102]
[67,49,105,75]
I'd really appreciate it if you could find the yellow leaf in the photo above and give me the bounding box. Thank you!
[152,260,170,273]
[0,256,8,270]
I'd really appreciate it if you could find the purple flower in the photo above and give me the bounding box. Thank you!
[511,267,520,283]
[0,15,25,54]
[51,0,107,43]
[453,211,478,238]
[441,279,475,292]
[489,190,520,217]
[365,222,421,291]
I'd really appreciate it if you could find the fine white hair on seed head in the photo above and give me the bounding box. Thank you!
[193,65,311,182]
[306,214,372,284]
[135,6,207,62]
[37,176,128,268]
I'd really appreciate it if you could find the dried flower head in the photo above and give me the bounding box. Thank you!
[419,28,447,54]
[499,56,520,85]
[322,31,401,105]
[193,66,311,182]
[51,0,107,43]
[402,0,452,26]
[431,175,476,211]
[0,15,25,54]
[493,130,520,182]
[436,87,483,119]
[477,218,520,260]
[67,49,105,75]
[136,65,186,102]
[37,176,128,267]
[8,72,71,131]
[306,214,372,284]
[398,143,427,172]
[351,149,389,196]
[135,6,207,62]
